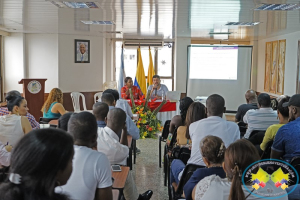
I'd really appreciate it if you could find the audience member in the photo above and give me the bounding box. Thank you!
[101,92,140,140]
[169,97,194,140]
[121,77,143,100]
[260,96,289,151]
[97,108,153,200]
[57,112,113,200]
[176,102,206,146]
[0,95,32,146]
[235,89,258,122]
[57,112,75,131]
[103,89,133,118]
[0,90,39,129]
[0,128,74,200]
[170,94,239,186]
[192,139,287,200]
[93,102,109,128]
[271,94,300,162]
[147,75,169,100]
[41,88,66,118]
[0,141,12,166]
[243,93,278,139]
[183,136,226,200]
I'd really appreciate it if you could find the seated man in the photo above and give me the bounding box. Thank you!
[243,93,278,139]
[56,112,113,200]
[97,108,153,200]
[170,94,240,187]
[271,94,300,162]
[0,90,39,129]
[101,93,140,140]
[93,102,109,128]
[235,89,258,122]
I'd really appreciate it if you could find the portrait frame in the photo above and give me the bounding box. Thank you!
[276,39,286,95]
[270,41,278,94]
[75,39,90,63]
[264,42,272,92]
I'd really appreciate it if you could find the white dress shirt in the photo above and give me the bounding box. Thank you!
[243,108,278,139]
[97,127,129,165]
[188,116,240,166]
[109,106,140,140]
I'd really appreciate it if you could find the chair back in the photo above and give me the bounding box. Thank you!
[103,81,117,90]
[70,92,87,112]
[169,127,178,150]
[175,164,205,199]
[94,92,103,103]
[249,130,265,139]
[179,147,191,165]
[290,157,300,183]
[261,140,273,159]
[39,117,59,124]
[161,120,171,140]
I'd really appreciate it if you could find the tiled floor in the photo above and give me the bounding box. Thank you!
[132,138,169,200]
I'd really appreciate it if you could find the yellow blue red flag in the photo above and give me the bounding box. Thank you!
[147,48,155,86]
[134,48,147,95]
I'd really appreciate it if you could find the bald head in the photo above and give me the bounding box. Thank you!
[93,102,109,121]
[245,90,257,104]
[106,108,127,133]
[206,94,225,117]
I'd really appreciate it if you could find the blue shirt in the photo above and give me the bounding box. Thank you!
[97,121,106,128]
[272,117,300,162]
[43,102,61,119]
[183,167,226,200]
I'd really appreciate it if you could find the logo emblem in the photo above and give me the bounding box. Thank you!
[242,159,299,199]
[27,80,41,94]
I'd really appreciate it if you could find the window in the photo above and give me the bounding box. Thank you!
[115,41,174,90]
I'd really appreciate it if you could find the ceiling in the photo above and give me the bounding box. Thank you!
[1,0,300,41]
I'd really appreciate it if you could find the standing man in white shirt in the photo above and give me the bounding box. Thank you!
[243,93,278,139]
[170,94,240,188]
[56,112,113,200]
[97,108,153,200]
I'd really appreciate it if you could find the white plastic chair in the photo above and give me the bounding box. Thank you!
[70,92,87,112]
[94,92,103,103]
[103,81,117,90]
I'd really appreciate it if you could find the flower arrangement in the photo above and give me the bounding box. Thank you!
[130,89,166,138]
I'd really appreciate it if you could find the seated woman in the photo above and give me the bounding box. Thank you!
[0,95,32,147]
[177,102,206,146]
[121,77,143,100]
[260,96,289,151]
[167,97,194,145]
[0,128,74,200]
[183,136,226,200]
[41,88,66,118]
[192,139,287,200]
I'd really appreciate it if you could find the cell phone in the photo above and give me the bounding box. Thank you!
[111,165,122,172]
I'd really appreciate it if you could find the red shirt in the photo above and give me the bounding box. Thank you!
[121,85,143,100]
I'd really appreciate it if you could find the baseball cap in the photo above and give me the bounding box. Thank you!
[282,94,300,107]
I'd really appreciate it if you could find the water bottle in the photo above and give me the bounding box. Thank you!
[162,90,164,101]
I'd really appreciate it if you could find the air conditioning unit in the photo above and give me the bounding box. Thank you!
[123,40,164,48]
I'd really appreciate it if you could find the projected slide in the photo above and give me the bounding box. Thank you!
[189,46,238,80]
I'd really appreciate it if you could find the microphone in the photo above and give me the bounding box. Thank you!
[154,88,157,96]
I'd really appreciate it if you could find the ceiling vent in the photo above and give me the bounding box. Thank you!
[123,40,164,48]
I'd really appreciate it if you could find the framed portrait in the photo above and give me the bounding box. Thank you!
[75,39,90,63]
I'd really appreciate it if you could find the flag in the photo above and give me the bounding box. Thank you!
[134,48,147,95]
[118,46,125,95]
[147,47,155,86]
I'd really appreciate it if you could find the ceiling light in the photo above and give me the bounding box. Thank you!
[62,2,99,8]
[255,4,300,11]
[101,31,122,34]
[209,32,232,35]
[81,21,115,25]
[226,22,260,26]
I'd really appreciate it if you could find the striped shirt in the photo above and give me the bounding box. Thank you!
[0,107,40,130]
[243,107,278,139]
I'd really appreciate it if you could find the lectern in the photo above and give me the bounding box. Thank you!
[18,79,47,121]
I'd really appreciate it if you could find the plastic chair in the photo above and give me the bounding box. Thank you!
[94,92,103,103]
[103,81,117,90]
[159,120,171,168]
[169,164,205,200]
[70,92,87,112]
[260,140,273,159]
[290,157,300,184]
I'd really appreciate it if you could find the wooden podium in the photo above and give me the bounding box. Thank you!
[19,79,47,121]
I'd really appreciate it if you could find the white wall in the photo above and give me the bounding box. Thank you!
[58,34,104,92]
[256,31,300,96]
[25,34,58,93]
[3,33,24,92]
